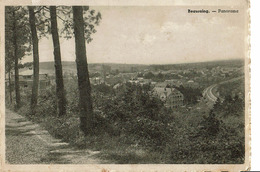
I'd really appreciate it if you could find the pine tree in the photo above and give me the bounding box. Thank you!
[28,6,40,114]
[5,6,31,108]
[72,6,96,135]
[50,6,66,116]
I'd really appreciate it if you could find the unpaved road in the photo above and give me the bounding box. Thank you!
[203,76,244,104]
[203,84,218,102]
[5,109,106,164]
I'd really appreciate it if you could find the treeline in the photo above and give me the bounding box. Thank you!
[5,6,101,135]
[213,94,244,117]
[140,72,181,82]
[218,78,245,99]
[149,59,244,71]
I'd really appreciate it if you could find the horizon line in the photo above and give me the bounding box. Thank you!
[32,58,244,66]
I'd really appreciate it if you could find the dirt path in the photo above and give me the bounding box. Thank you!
[202,76,244,105]
[5,109,106,164]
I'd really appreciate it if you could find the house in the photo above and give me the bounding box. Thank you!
[154,87,184,109]
[90,77,103,85]
[165,79,183,87]
[155,82,168,88]
[151,81,157,86]
[135,78,151,85]
[11,69,51,90]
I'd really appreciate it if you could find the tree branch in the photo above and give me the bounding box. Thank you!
[33,6,44,14]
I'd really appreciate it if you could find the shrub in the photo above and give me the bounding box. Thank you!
[97,83,175,149]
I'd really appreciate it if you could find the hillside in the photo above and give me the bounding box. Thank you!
[149,59,244,71]
[39,61,149,73]
[37,59,244,74]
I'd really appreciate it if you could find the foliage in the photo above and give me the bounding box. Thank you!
[143,72,181,82]
[143,72,155,79]
[175,85,202,105]
[214,94,244,118]
[98,83,174,148]
[199,110,220,137]
[5,6,31,72]
[55,6,102,43]
[143,72,165,82]
[92,83,113,95]
[163,100,244,164]
[218,78,245,101]
[89,72,101,78]
[194,94,245,163]
[7,77,245,164]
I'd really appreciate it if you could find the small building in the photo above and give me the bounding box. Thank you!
[11,69,51,90]
[165,79,183,87]
[154,87,184,109]
[155,82,168,88]
[151,81,157,86]
[90,77,103,85]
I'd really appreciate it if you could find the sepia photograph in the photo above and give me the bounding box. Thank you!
[0,1,250,171]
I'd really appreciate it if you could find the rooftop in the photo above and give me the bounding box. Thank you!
[19,69,49,76]
[154,87,181,97]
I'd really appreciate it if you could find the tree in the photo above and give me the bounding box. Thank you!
[5,6,31,108]
[50,6,66,116]
[72,6,94,135]
[199,110,221,137]
[175,85,202,105]
[5,24,14,103]
[144,72,155,79]
[12,10,21,108]
[213,97,222,112]
[46,6,101,119]
[5,50,14,103]
[31,5,101,132]
[29,6,40,114]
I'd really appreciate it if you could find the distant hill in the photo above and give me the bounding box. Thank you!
[149,59,244,71]
[40,61,77,73]
[38,59,244,73]
[39,61,149,73]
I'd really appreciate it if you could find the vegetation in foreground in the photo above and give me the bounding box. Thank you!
[6,78,245,164]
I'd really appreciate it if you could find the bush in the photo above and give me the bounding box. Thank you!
[98,83,174,149]
[37,86,57,117]
[175,85,202,105]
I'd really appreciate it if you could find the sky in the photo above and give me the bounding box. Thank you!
[22,6,247,64]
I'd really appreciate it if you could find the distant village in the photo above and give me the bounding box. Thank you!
[5,61,244,110]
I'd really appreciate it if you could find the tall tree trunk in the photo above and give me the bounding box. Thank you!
[8,70,12,103]
[12,11,21,109]
[73,6,93,135]
[29,6,39,115]
[50,6,66,117]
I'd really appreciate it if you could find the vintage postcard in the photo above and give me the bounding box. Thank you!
[0,0,250,171]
